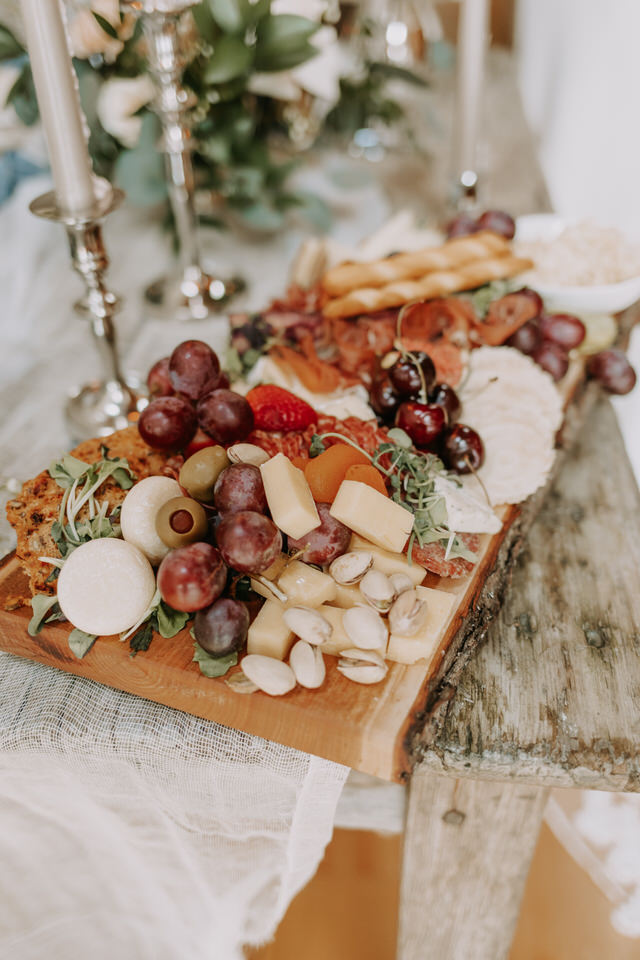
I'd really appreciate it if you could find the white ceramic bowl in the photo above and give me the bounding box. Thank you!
[515,214,640,315]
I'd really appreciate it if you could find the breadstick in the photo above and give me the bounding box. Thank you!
[322,255,534,319]
[321,231,510,298]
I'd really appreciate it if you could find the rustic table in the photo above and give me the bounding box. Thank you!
[390,51,640,960]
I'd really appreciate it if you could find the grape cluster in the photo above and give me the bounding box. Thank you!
[139,340,253,453]
[445,209,516,240]
[506,311,586,381]
[371,351,483,474]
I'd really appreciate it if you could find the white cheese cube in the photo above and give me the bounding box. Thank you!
[386,586,457,665]
[349,534,425,586]
[250,559,337,608]
[330,581,363,609]
[260,453,320,540]
[247,599,293,660]
[330,480,414,553]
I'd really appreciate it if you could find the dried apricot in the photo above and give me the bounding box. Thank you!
[344,464,388,496]
[289,456,309,472]
[304,443,370,502]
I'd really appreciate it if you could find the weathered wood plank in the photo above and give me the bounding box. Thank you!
[413,398,640,790]
[398,771,548,960]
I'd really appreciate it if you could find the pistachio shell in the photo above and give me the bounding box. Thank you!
[388,589,429,637]
[337,648,388,685]
[342,605,388,652]
[329,550,373,585]
[283,606,332,646]
[389,572,414,596]
[227,443,270,467]
[289,640,325,689]
[359,569,395,613]
[241,654,296,696]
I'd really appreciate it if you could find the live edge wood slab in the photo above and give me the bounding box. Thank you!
[0,355,606,782]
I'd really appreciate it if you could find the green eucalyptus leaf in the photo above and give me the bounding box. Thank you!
[208,0,250,33]
[292,190,332,233]
[193,642,237,678]
[256,14,320,53]
[192,1,219,42]
[115,112,166,207]
[0,24,24,62]
[7,65,38,126]
[369,62,429,87]
[28,595,62,637]
[255,38,318,73]
[235,200,284,232]
[92,12,118,40]
[156,602,190,639]
[68,629,97,659]
[204,34,253,84]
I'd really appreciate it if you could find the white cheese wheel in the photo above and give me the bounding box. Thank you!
[57,538,156,636]
[120,475,181,564]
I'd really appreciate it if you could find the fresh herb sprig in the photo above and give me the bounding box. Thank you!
[124,590,191,657]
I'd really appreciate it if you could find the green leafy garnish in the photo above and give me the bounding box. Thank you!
[124,592,191,656]
[28,595,65,636]
[156,602,190,639]
[68,629,97,659]
[463,279,519,319]
[192,642,238,678]
[129,620,154,656]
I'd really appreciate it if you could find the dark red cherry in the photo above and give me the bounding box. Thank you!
[388,352,437,400]
[442,424,484,474]
[370,373,400,422]
[428,383,461,423]
[395,402,446,447]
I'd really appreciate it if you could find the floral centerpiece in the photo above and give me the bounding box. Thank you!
[0,0,427,229]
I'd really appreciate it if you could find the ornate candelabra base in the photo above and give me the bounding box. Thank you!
[144,264,245,322]
[30,182,146,442]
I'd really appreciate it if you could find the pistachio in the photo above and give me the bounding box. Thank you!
[359,569,395,613]
[241,654,296,696]
[227,443,270,467]
[388,589,428,637]
[342,605,388,652]
[337,648,388,685]
[329,550,373,585]
[283,606,333,646]
[389,572,414,596]
[289,640,326,689]
[225,672,259,695]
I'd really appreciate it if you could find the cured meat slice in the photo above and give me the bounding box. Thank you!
[410,533,479,579]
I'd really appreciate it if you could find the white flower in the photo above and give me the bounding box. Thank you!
[248,25,343,106]
[67,0,134,62]
[96,75,155,148]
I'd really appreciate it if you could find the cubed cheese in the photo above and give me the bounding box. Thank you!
[314,605,350,657]
[260,453,320,540]
[247,599,293,660]
[250,559,336,608]
[330,581,363,609]
[349,534,425,586]
[330,481,414,553]
[386,586,457,665]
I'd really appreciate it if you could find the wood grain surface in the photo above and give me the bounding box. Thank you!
[415,397,640,790]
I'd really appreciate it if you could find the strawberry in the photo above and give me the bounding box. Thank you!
[246,385,317,432]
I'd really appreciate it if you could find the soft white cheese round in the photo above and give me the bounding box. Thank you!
[57,538,156,636]
[120,475,181,564]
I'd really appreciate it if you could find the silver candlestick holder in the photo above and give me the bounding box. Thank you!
[133,4,243,320]
[30,179,144,441]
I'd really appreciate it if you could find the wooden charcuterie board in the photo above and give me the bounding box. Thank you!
[0,358,601,782]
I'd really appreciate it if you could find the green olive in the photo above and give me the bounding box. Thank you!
[179,446,230,503]
[155,496,209,549]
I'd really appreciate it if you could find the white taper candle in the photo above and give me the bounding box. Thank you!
[20,0,97,216]
[453,0,489,180]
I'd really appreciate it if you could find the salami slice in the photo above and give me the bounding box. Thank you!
[410,533,480,579]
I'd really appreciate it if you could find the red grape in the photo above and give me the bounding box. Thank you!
[169,340,221,401]
[428,383,461,422]
[486,290,542,328]
[138,396,197,451]
[505,319,542,356]
[194,597,249,656]
[532,341,569,381]
[157,542,227,612]
[214,463,267,515]
[197,389,254,445]
[147,357,174,398]
[445,213,478,239]
[216,510,282,574]
[395,402,446,447]
[287,503,351,565]
[388,352,437,400]
[442,424,484,474]
[588,349,637,395]
[370,373,400,422]
[476,210,516,239]
[539,313,586,350]
[217,371,231,389]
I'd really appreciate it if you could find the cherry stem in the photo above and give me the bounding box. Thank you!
[464,454,490,506]
[395,300,429,404]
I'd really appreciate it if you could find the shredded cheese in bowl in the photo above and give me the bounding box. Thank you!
[515,221,640,287]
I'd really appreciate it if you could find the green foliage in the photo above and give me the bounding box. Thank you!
[0,24,23,61]
[7,65,38,126]
[192,641,238,678]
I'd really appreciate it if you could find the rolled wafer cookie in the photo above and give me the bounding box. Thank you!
[322,255,534,319]
[321,231,510,298]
